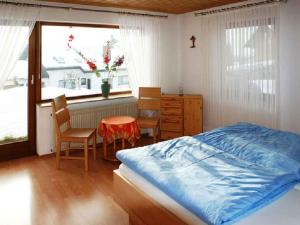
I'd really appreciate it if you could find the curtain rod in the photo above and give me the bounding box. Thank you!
[0,1,168,18]
[195,0,287,16]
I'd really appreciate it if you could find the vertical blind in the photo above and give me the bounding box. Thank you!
[198,4,279,130]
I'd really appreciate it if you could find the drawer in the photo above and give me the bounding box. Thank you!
[161,96,182,101]
[161,122,183,132]
[161,116,183,124]
[161,107,183,116]
[161,100,182,108]
[161,131,183,140]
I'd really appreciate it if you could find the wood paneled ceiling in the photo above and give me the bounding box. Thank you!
[40,0,248,14]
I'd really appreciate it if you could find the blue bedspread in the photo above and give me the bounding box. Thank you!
[116,134,299,225]
[195,123,300,178]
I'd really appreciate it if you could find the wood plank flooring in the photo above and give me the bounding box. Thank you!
[0,137,153,225]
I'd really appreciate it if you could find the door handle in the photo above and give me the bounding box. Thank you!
[31,74,34,85]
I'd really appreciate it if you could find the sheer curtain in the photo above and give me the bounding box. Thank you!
[118,15,164,97]
[198,4,279,130]
[0,4,39,89]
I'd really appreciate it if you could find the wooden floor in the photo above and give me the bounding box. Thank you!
[0,137,153,225]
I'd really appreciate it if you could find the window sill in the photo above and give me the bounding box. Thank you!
[37,93,134,108]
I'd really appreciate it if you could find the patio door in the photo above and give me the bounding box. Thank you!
[0,26,36,161]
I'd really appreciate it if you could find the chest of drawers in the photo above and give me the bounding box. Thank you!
[160,94,203,140]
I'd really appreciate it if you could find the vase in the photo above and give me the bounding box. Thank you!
[101,80,111,98]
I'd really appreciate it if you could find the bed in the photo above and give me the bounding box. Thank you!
[114,123,300,225]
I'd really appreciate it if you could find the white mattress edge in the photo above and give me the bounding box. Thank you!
[118,164,206,225]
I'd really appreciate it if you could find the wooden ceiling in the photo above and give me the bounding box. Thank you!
[40,0,248,14]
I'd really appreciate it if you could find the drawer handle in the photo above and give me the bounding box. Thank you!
[162,108,182,112]
[168,98,180,101]
[162,118,180,123]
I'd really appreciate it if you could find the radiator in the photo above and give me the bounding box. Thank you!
[70,101,138,129]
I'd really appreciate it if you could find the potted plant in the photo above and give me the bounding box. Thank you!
[67,35,124,98]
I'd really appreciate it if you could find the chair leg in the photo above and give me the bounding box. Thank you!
[56,140,61,169]
[153,127,157,143]
[84,139,89,171]
[65,142,70,156]
[157,126,160,142]
[122,138,125,149]
[93,133,97,160]
[113,140,116,151]
[103,137,108,160]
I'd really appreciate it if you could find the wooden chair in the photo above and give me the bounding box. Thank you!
[137,87,161,143]
[52,95,97,171]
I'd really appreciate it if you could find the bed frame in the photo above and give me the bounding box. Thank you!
[113,170,188,225]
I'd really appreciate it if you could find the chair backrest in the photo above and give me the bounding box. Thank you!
[138,87,161,117]
[53,94,67,111]
[52,94,71,138]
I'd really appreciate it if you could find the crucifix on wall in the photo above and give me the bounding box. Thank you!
[190,36,196,48]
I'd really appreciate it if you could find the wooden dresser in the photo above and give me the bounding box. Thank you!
[160,94,203,140]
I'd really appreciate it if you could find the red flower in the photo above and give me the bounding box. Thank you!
[114,55,124,67]
[86,60,97,71]
[104,54,110,65]
[69,34,74,41]
[103,46,111,65]
[67,34,75,48]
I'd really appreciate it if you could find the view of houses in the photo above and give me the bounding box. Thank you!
[41,25,130,100]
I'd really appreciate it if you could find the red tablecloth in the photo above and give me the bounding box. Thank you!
[98,116,140,146]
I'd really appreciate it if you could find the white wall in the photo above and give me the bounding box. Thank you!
[278,0,300,134]
[179,0,300,134]
[179,13,202,95]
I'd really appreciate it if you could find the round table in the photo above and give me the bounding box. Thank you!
[98,116,140,161]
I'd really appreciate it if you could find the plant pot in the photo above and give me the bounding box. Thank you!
[101,80,111,98]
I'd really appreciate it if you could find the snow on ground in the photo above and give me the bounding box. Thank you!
[42,86,100,100]
[0,87,27,140]
[42,86,130,100]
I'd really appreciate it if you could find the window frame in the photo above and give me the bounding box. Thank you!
[35,21,131,103]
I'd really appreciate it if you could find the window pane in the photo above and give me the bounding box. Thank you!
[0,27,28,144]
[41,25,130,100]
[225,24,276,97]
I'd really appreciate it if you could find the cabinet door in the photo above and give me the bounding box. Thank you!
[184,98,203,136]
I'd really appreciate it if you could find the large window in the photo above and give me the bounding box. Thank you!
[41,23,130,101]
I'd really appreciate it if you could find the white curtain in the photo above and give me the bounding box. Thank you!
[118,15,164,97]
[198,5,279,130]
[0,4,39,90]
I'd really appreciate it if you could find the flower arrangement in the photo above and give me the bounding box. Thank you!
[102,41,125,82]
[67,34,124,82]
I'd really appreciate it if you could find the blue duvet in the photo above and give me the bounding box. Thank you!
[195,123,300,177]
[116,124,300,225]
